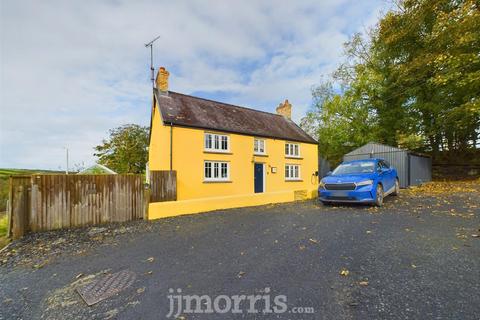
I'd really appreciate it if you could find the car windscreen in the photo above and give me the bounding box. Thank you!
[332,161,375,175]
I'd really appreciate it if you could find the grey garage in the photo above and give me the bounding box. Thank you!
[343,142,432,188]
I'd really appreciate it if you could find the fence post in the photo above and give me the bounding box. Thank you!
[6,199,11,238]
[7,178,13,238]
[12,184,28,239]
[144,186,150,220]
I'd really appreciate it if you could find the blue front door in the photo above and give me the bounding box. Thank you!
[254,163,264,193]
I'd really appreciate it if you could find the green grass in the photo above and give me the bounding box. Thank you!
[0,168,64,178]
[0,213,7,237]
[0,213,9,248]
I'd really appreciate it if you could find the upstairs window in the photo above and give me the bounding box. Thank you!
[204,161,229,181]
[254,139,266,155]
[285,143,300,157]
[285,164,301,180]
[205,133,229,152]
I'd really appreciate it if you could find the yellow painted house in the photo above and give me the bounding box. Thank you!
[148,67,319,219]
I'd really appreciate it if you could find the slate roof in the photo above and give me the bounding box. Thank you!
[154,90,317,144]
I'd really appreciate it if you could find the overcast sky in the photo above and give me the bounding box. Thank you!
[0,0,388,170]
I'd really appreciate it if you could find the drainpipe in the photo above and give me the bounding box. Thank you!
[169,122,173,171]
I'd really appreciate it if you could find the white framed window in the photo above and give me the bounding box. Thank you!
[285,143,300,157]
[254,138,266,155]
[285,164,301,180]
[204,161,230,181]
[204,133,229,152]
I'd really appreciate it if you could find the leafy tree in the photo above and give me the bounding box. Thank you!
[302,0,480,164]
[370,0,480,154]
[301,81,377,165]
[94,124,149,174]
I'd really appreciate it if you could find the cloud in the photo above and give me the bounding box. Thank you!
[0,0,389,169]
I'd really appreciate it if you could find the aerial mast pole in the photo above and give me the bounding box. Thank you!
[144,35,161,88]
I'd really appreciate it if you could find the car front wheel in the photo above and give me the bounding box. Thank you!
[374,184,384,207]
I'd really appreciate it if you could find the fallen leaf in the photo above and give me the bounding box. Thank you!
[136,287,146,294]
[237,271,246,278]
[471,234,479,238]
[358,281,369,286]
[366,230,372,234]
[339,269,349,276]
[411,264,417,268]
[75,273,84,279]
[104,309,119,320]
[33,261,47,269]
[146,257,154,263]
[299,245,306,251]
[309,238,318,244]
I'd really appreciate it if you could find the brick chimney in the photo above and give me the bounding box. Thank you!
[276,99,292,118]
[155,67,170,92]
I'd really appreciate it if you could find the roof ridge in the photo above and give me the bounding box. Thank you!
[168,91,285,118]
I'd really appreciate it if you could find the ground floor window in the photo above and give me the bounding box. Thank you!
[204,161,229,181]
[285,164,300,180]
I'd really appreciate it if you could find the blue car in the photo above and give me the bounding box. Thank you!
[318,158,400,206]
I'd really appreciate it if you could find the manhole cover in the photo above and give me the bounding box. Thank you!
[77,270,136,306]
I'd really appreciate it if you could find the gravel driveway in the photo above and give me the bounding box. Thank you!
[1,181,479,319]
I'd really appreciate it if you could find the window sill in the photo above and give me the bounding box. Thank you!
[285,179,303,182]
[203,180,232,183]
[204,150,233,155]
[285,156,303,160]
[254,153,268,157]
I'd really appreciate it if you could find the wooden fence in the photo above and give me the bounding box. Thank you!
[9,176,31,240]
[8,172,177,239]
[150,170,177,202]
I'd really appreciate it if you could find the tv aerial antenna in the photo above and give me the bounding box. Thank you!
[145,35,161,88]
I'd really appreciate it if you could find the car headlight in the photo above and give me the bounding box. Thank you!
[356,180,373,186]
[319,180,326,188]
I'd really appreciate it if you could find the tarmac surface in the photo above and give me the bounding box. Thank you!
[1,182,479,319]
